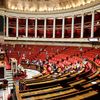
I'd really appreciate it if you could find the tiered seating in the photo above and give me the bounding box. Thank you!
[82,48,100,60]
[15,60,100,100]
[6,44,46,63]
[0,43,100,99]
[1,44,100,72]
[82,48,100,66]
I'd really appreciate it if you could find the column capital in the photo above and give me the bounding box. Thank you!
[62,17,65,19]
[44,17,47,19]
[91,10,95,13]
[53,17,56,19]
[81,13,84,16]
[72,14,74,18]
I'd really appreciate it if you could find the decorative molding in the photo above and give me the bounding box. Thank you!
[4,37,90,43]
[0,1,99,18]
[0,1,100,43]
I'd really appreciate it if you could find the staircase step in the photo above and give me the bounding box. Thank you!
[8,84,13,88]
[6,74,12,76]
[5,73,12,75]
[6,72,12,73]
[6,70,14,90]
[8,81,14,83]
[8,84,14,86]
[6,70,12,72]
[6,71,12,73]
[5,77,13,79]
[6,74,13,76]
[5,74,12,77]
[8,80,13,82]
[6,79,13,81]
[7,79,13,81]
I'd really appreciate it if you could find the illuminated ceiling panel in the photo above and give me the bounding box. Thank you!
[6,0,96,12]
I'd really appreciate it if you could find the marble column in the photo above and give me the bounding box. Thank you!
[91,11,95,38]
[81,14,84,38]
[53,18,56,38]
[26,18,28,37]
[44,18,46,38]
[16,18,19,37]
[71,16,74,38]
[35,18,37,38]
[6,16,9,37]
[62,17,65,38]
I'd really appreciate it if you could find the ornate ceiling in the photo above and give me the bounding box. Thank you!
[6,0,96,12]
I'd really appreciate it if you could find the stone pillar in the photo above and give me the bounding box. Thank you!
[16,18,19,37]
[6,16,9,37]
[71,16,74,38]
[81,14,84,38]
[91,11,95,38]
[26,18,28,37]
[35,18,37,38]
[53,18,56,38]
[44,18,46,38]
[62,17,65,38]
